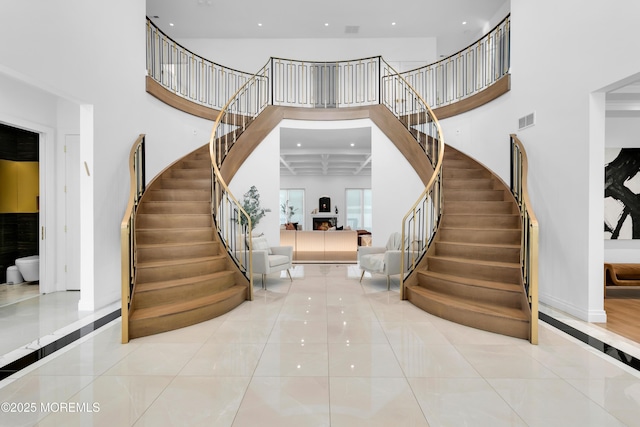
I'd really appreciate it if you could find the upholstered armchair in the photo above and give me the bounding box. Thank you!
[358,232,404,290]
[251,236,293,289]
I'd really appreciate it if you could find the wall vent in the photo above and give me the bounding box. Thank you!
[345,25,360,34]
[518,112,535,130]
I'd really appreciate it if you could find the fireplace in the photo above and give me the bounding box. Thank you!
[312,216,337,230]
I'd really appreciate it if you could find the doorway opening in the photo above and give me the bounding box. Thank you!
[0,123,39,303]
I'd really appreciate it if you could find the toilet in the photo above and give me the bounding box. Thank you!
[15,255,39,282]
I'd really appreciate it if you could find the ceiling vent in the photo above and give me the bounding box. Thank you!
[345,25,360,34]
[518,112,535,130]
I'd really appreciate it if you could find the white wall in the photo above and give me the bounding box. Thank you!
[440,0,640,322]
[604,115,640,262]
[229,127,281,245]
[0,0,147,310]
[229,118,423,248]
[280,175,371,231]
[370,125,425,246]
[142,96,217,181]
[178,37,438,74]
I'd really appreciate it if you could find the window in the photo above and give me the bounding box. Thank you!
[346,188,372,231]
[279,189,304,228]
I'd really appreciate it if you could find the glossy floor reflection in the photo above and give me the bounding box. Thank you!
[0,288,83,356]
[1,264,640,426]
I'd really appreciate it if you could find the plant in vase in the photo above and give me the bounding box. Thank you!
[241,185,271,231]
[281,200,298,229]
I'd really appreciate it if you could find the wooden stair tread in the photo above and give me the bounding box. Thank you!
[440,226,520,233]
[137,226,214,232]
[428,255,520,269]
[444,213,519,217]
[408,286,528,321]
[130,285,246,321]
[136,270,235,293]
[137,254,225,269]
[137,241,217,250]
[436,240,520,249]
[418,270,522,293]
[137,213,211,217]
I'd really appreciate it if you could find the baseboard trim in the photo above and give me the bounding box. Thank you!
[539,312,640,373]
[0,309,120,381]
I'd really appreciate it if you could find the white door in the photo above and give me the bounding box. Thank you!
[65,134,80,290]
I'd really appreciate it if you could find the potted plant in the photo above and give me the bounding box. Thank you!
[241,185,271,231]
[281,200,297,224]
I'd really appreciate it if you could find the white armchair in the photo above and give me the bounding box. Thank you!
[251,236,293,289]
[358,232,404,290]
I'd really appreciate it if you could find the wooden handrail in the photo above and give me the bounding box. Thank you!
[120,134,145,344]
[510,134,539,344]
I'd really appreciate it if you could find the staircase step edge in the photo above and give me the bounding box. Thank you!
[417,270,522,292]
[428,255,520,269]
[130,285,246,321]
[408,286,528,320]
[137,255,225,269]
[136,270,235,292]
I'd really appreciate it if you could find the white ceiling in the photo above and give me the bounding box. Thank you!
[146,0,507,40]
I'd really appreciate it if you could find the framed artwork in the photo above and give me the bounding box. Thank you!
[604,148,640,239]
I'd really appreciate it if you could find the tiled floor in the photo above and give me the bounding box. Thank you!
[0,282,40,306]
[1,264,640,426]
[0,284,85,356]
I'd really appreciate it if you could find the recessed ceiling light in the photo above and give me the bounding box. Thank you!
[258,23,262,27]
[324,23,329,27]
[297,143,301,147]
[169,22,174,26]
[391,22,396,26]
[350,143,355,147]
[462,21,467,25]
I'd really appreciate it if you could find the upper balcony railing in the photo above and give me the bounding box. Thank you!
[400,15,510,109]
[146,19,254,111]
[271,56,382,108]
[146,15,510,114]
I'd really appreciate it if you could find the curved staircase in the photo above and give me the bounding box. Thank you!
[406,147,531,340]
[128,145,248,339]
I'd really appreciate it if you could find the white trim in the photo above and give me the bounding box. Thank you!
[540,293,607,323]
[77,105,95,311]
[0,113,56,294]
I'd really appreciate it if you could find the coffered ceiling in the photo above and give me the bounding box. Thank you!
[280,127,371,176]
